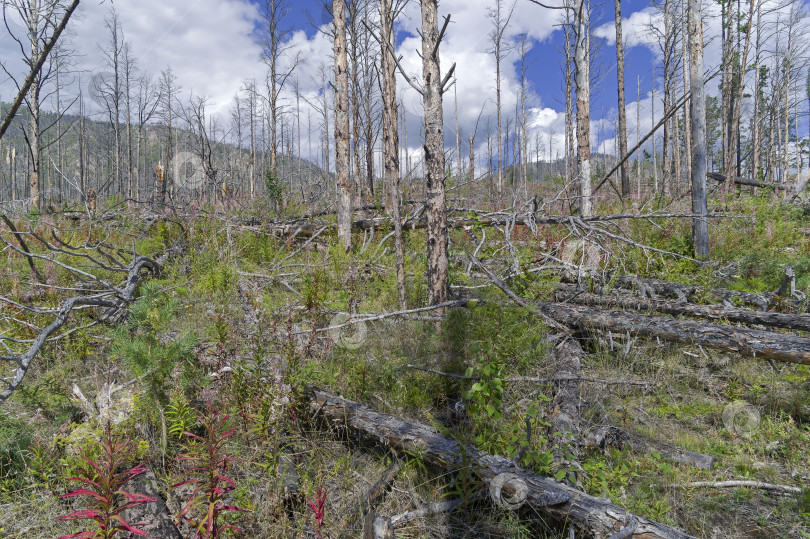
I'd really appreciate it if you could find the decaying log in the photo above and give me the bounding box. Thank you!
[549,338,584,458]
[477,254,809,363]
[308,387,696,539]
[706,172,788,190]
[669,480,802,495]
[586,426,714,470]
[537,301,810,365]
[253,212,731,240]
[555,285,810,333]
[592,275,800,311]
[256,214,541,238]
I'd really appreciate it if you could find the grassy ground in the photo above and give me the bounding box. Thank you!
[0,190,809,538]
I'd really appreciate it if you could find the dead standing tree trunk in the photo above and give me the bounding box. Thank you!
[334,0,353,250]
[379,0,407,309]
[488,0,516,204]
[531,0,592,216]
[420,2,454,307]
[615,0,630,199]
[574,0,592,217]
[688,0,709,260]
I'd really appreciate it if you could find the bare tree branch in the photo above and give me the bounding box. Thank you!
[0,0,80,141]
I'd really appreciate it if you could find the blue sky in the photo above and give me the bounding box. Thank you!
[255,0,661,118]
[1,0,803,169]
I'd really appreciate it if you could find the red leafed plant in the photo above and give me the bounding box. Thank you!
[307,487,328,539]
[172,408,248,538]
[58,426,156,539]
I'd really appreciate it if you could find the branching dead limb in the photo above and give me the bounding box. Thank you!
[0,0,81,141]
[0,246,159,403]
[0,215,46,283]
[466,252,567,330]
[290,300,473,336]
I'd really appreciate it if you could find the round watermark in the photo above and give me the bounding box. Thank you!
[172,151,206,190]
[722,401,760,438]
[403,87,423,116]
[88,71,115,109]
[489,473,528,511]
[328,313,368,350]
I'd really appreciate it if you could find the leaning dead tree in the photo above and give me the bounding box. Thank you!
[0,217,160,403]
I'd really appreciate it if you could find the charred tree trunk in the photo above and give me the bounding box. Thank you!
[538,301,810,365]
[334,0,353,250]
[569,273,799,311]
[469,133,475,182]
[554,285,810,332]
[707,171,787,190]
[421,1,449,307]
[564,16,574,194]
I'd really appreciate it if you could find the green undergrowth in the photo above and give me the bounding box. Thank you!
[1,194,809,537]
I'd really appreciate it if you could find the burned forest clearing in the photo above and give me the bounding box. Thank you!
[3,0,810,537]
[1,193,810,538]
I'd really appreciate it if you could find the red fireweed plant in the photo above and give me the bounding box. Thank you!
[172,408,248,538]
[58,425,156,539]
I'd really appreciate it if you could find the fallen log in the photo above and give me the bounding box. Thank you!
[596,275,799,311]
[549,338,583,458]
[669,480,802,495]
[255,212,733,239]
[256,214,540,238]
[537,301,810,365]
[554,285,810,333]
[706,171,788,190]
[308,387,696,539]
[586,426,714,470]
